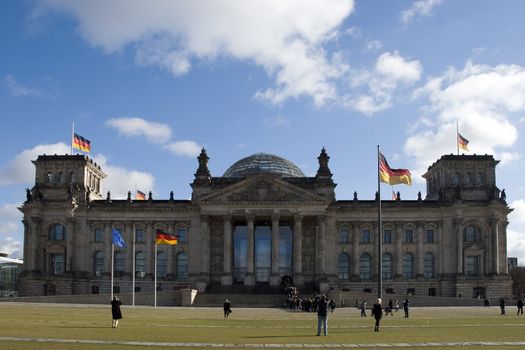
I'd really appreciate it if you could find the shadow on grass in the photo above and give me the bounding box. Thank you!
[243,335,319,338]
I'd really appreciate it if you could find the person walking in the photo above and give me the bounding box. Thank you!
[360,299,367,317]
[111,296,123,328]
[499,297,506,315]
[403,298,410,318]
[517,298,523,315]
[372,298,383,332]
[316,294,329,336]
[223,299,232,319]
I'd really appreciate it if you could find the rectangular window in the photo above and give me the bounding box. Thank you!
[177,228,187,243]
[135,228,145,242]
[405,230,413,243]
[362,229,370,244]
[51,254,64,275]
[383,230,392,244]
[94,228,103,242]
[466,256,479,276]
[426,230,434,243]
[339,229,349,243]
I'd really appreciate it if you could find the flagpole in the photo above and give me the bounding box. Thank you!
[154,243,157,308]
[132,226,136,307]
[111,242,114,301]
[456,121,459,155]
[377,145,383,300]
[71,122,74,154]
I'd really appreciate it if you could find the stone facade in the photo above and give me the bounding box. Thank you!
[18,150,513,300]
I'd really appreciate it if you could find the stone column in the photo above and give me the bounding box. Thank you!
[293,214,303,285]
[491,217,500,275]
[245,215,255,285]
[503,220,509,274]
[104,222,112,274]
[125,222,133,276]
[455,219,463,275]
[316,215,326,277]
[395,223,403,279]
[352,223,360,279]
[167,222,175,276]
[416,223,424,278]
[270,213,281,286]
[221,215,233,285]
[200,216,210,280]
[145,222,153,276]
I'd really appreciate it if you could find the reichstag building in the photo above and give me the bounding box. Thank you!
[18,148,512,299]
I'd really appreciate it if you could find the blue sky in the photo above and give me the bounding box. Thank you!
[2,0,525,263]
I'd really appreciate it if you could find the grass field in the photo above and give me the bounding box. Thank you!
[0,303,524,349]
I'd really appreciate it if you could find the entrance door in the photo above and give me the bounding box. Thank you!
[255,224,271,282]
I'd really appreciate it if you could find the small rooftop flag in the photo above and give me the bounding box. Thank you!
[73,133,91,152]
[392,190,397,200]
[135,190,146,200]
[457,132,469,152]
[112,228,126,248]
[379,152,412,186]
[155,229,178,245]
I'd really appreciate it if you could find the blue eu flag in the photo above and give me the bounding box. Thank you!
[112,228,126,247]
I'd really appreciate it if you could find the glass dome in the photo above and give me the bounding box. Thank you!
[223,153,305,178]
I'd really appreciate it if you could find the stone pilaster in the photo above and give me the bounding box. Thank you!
[455,218,464,275]
[245,215,255,286]
[416,222,424,278]
[352,223,360,279]
[316,215,326,277]
[221,215,233,285]
[395,223,403,279]
[270,213,280,286]
[293,214,303,285]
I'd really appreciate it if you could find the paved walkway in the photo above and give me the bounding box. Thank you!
[1,336,525,348]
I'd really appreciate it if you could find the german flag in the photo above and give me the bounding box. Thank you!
[457,133,469,152]
[155,229,178,245]
[379,152,412,186]
[135,190,146,200]
[73,133,91,152]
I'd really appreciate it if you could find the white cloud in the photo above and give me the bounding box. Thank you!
[365,40,382,52]
[400,0,443,25]
[0,204,23,258]
[508,199,525,265]
[4,75,42,97]
[0,143,70,186]
[93,155,155,199]
[164,141,202,157]
[406,61,525,178]
[106,117,172,144]
[346,51,422,114]
[37,0,355,106]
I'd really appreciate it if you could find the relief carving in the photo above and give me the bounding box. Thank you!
[226,181,302,202]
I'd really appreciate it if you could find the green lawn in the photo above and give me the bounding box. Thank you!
[0,303,524,349]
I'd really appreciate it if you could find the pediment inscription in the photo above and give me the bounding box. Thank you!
[226,180,302,202]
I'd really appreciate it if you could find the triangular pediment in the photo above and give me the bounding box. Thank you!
[198,175,328,204]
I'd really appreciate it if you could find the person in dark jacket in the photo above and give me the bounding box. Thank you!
[372,298,383,332]
[517,298,523,315]
[223,299,232,319]
[111,296,122,328]
[316,294,329,336]
[403,298,410,318]
[499,297,506,315]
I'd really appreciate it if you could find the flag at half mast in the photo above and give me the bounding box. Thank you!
[457,132,469,152]
[379,152,412,186]
[155,229,178,245]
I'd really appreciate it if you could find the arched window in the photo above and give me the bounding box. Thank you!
[94,251,104,275]
[464,225,481,242]
[48,224,66,240]
[338,253,350,280]
[177,253,188,280]
[424,253,434,278]
[359,253,371,280]
[157,251,167,278]
[58,172,64,183]
[382,253,393,279]
[402,253,414,279]
[47,172,54,183]
[69,171,76,183]
[453,172,460,185]
[135,252,146,278]
[477,172,483,185]
[114,252,125,277]
[135,228,145,243]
